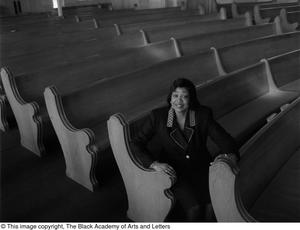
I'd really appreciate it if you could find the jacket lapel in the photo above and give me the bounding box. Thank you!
[167,108,195,150]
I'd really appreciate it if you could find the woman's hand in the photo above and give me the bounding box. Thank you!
[150,161,176,177]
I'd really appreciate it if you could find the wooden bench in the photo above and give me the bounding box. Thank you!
[106,59,299,221]
[209,96,300,221]
[214,31,300,73]
[43,50,222,191]
[141,15,252,43]
[177,23,278,55]
[277,9,300,32]
[231,1,300,18]
[0,38,180,150]
[115,8,227,35]
[254,5,300,24]
[2,27,144,59]
[264,49,300,92]
[196,61,299,150]
[0,23,280,132]
[76,8,199,23]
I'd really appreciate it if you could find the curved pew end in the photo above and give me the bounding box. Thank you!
[44,86,98,192]
[278,9,298,33]
[254,5,271,25]
[209,156,252,222]
[107,113,175,222]
[114,23,122,36]
[0,67,45,156]
[210,47,226,75]
[139,29,149,45]
[219,7,227,20]
[0,94,9,131]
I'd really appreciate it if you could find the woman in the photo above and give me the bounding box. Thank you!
[130,78,239,221]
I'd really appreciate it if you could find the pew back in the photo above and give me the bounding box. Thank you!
[266,49,300,91]
[178,23,276,55]
[216,31,300,73]
[142,16,252,43]
[60,50,220,129]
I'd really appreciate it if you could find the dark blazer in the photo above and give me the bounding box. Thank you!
[130,105,239,188]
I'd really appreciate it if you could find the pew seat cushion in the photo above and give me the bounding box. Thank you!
[280,79,300,92]
[250,147,300,222]
[217,90,298,144]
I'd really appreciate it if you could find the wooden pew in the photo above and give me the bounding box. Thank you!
[277,9,300,32]
[231,1,300,18]
[254,5,300,24]
[106,61,299,221]
[2,28,144,58]
[214,31,300,73]
[114,8,227,35]
[141,15,252,43]
[264,49,300,92]
[0,38,181,152]
[209,96,300,221]
[176,23,278,55]
[43,50,222,191]
[0,23,279,132]
[216,0,298,18]
[76,7,196,23]
[1,18,105,46]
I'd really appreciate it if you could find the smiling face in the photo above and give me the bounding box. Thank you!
[170,87,190,114]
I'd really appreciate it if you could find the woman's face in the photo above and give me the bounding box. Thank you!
[171,87,190,114]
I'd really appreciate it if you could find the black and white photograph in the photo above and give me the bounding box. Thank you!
[0,0,299,226]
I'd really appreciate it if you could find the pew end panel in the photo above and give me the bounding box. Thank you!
[209,156,252,222]
[254,5,271,25]
[1,67,45,156]
[44,86,99,192]
[278,9,299,33]
[107,113,175,222]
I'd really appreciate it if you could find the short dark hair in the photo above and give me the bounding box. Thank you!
[167,78,200,109]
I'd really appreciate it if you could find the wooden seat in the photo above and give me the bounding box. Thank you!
[265,49,300,92]
[215,31,300,73]
[0,39,181,154]
[43,50,222,190]
[209,97,300,221]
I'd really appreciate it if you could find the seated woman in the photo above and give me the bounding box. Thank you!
[130,78,240,222]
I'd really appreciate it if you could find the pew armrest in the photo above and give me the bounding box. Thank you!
[44,86,99,191]
[108,113,175,222]
[1,67,45,155]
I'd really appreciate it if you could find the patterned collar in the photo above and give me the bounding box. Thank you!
[166,107,196,128]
